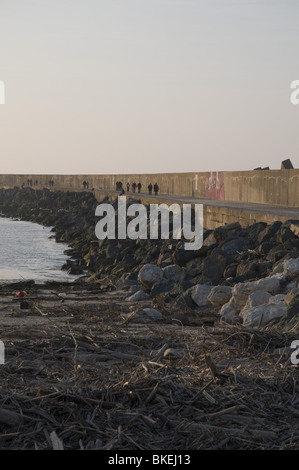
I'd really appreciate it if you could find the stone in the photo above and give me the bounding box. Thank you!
[122,307,163,323]
[219,300,238,318]
[242,303,287,327]
[281,158,294,169]
[138,264,163,289]
[125,290,150,301]
[162,264,185,282]
[228,276,281,312]
[250,276,281,293]
[136,308,163,322]
[290,223,299,237]
[279,292,299,327]
[283,258,299,276]
[268,294,286,304]
[185,257,204,277]
[150,279,176,297]
[221,237,252,256]
[202,248,229,284]
[241,290,272,313]
[257,221,282,244]
[190,284,214,307]
[207,285,233,306]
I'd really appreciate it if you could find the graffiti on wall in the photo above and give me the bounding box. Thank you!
[205,171,224,199]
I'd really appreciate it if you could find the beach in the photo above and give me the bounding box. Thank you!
[0,276,298,450]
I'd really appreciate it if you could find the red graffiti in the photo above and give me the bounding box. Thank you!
[205,171,224,199]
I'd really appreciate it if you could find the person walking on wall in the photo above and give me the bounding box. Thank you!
[148,183,152,195]
[154,182,159,195]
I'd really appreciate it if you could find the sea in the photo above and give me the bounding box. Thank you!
[0,217,80,283]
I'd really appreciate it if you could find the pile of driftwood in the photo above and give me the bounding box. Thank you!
[0,294,298,450]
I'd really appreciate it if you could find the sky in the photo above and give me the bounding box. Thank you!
[0,0,299,175]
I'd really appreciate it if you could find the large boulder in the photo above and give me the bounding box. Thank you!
[241,290,272,314]
[232,276,280,311]
[162,264,185,282]
[207,285,233,307]
[283,258,299,276]
[202,248,230,284]
[190,284,214,307]
[138,264,163,289]
[242,302,287,327]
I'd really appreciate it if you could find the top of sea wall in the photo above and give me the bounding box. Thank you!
[0,169,298,208]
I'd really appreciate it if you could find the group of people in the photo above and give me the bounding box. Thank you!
[116,181,142,194]
[25,179,39,186]
[148,183,159,195]
[116,180,159,196]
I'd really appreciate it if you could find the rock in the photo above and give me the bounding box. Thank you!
[221,237,252,256]
[125,290,150,301]
[283,258,299,276]
[241,290,272,313]
[257,221,282,244]
[162,264,185,282]
[219,300,238,318]
[222,276,281,314]
[268,294,286,304]
[191,284,214,307]
[202,248,229,284]
[67,266,84,275]
[185,257,204,278]
[138,264,163,289]
[151,279,176,297]
[290,223,299,237]
[124,307,163,323]
[207,285,233,306]
[242,303,287,327]
[224,263,238,279]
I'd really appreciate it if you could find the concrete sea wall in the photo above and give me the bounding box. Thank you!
[0,169,298,229]
[0,169,298,208]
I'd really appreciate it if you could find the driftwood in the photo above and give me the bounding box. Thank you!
[0,282,298,450]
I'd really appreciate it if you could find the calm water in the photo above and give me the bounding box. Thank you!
[0,217,80,283]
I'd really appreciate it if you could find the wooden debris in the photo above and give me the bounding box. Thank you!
[0,281,298,450]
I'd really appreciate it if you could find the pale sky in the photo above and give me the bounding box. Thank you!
[0,0,299,174]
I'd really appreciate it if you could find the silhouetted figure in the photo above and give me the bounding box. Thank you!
[148,183,152,195]
[154,183,159,195]
[137,182,142,193]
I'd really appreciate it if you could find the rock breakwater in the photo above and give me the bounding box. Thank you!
[0,187,298,328]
